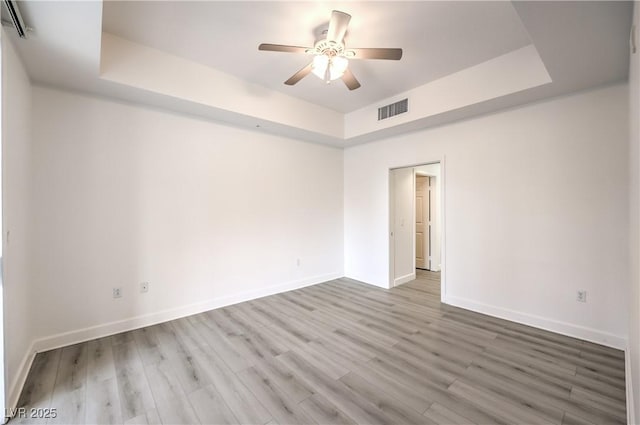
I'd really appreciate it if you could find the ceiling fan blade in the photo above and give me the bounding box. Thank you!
[342,68,361,90]
[284,62,314,85]
[259,43,310,54]
[326,10,351,44]
[347,48,403,60]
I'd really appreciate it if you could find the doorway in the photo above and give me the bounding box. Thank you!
[389,162,444,296]
[415,164,441,272]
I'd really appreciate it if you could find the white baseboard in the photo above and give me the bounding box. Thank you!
[394,272,416,287]
[7,272,342,413]
[444,295,628,350]
[626,347,637,425]
[6,341,36,423]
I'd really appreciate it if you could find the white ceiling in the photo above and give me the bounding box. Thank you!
[3,1,634,146]
[102,1,532,113]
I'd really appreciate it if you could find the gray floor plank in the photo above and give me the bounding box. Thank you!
[112,341,156,421]
[123,409,160,425]
[448,380,557,425]
[251,355,314,404]
[276,351,392,425]
[338,371,433,424]
[87,338,116,385]
[85,378,122,425]
[423,403,475,425]
[131,327,165,366]
[298,393,357,425]
[237,366,316,424]
[189,384,239,425]
[189,347,272,424]
[47,387,86,425]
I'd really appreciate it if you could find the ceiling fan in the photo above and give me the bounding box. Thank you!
[258,10,403,91]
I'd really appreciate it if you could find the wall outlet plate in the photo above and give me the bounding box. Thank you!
[113,287,122,298]
[141,282,149,293]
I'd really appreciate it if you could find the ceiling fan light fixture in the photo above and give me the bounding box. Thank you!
[311,55,348,82]
[258,10,402,90]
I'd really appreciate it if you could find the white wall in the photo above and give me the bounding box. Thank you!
[391,167,415,285]
[1,31,34,412]
[627,2,639,422]
[345,83,629,348]
[29,87,344,350]
[415,163,442,272]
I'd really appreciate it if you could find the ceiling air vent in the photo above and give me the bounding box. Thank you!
[378,98,408,121]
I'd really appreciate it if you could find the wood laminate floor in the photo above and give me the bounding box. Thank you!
[13,271,627,424]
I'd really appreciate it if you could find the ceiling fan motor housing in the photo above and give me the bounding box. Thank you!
[313,39,345,57]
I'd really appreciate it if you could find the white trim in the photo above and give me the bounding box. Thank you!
[411,168,417,275]
[626,347,636,425]
[6,341,36,422]
[6,271,341,414]
[388,169,395,289]
[393,272,416,287]
[444,294,628,349]
[439,156,447,303]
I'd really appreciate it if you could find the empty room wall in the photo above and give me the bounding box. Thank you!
[2,31,34,410]
[29,86,344,351]
[344,83,629,348]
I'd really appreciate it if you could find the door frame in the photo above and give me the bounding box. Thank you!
[388,158,446,302]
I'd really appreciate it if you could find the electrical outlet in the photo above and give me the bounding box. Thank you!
[577,290,587,303]
[140,282,149,293]
[113,287,123,298]
[296,258,301,267]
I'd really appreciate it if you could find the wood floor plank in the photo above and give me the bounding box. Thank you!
[461,365,566,424]
[187,314,253,372]
[189,347,272,424]
[277,351,392,425]
[448,380,557,425]
[470,354,572,401]
[48,343,89,424]
[570,386,627,422]
[54,343,88,394]
[237,366,317,424]
[298,393,357,425]
[251,355,314,404]
[48,387,86,424]
[170,318,212,353]
[123,409,161,425]
[346,358,434,413]
[112,341,156,421]
[85,377,123,425]
[423,403,475,425]
[132,327,165,366]
[364,356,509,424]
[338,371,432,424]
[87,338,116,385]
[189,384,239,425]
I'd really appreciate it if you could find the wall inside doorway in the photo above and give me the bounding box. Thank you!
[415,164,441,272]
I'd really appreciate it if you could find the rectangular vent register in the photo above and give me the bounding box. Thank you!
[378,98,408,121]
